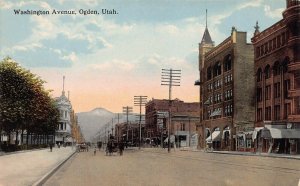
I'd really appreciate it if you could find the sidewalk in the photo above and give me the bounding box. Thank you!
[142,147,300,160]
[206,150,300,160]
[0,146,75,186]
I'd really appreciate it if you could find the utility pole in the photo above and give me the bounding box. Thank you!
[111,118,114,137]
[122,106,133,142]
[161,68,181,153]
[134,95,147,149]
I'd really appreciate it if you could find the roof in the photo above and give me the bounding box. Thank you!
[201,27,213,45]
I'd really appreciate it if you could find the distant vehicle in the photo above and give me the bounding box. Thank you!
[106,139,118,155]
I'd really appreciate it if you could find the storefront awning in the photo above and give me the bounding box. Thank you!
[252,127,264,141]
[164,135,175,143]
[66,137,73,142]
[262,128,300,139]
[206,131,221,143]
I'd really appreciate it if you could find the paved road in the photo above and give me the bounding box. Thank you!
[45,148,300,186]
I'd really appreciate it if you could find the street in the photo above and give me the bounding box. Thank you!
[44,148,300,186]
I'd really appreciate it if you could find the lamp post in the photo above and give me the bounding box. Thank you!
[161,68,181,153]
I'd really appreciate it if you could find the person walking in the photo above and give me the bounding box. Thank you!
[94,146,96,156]
[49,143,53,152]
[119,140,124,156]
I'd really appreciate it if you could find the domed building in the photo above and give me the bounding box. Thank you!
[54,76,73,146]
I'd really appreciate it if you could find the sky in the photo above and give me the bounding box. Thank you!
[0,0,285,113]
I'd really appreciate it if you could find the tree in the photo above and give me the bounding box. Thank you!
[0,57,59,148]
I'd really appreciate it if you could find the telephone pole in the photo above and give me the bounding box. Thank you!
[161,68,181,153]
[134,96,147,149]
[122,106,133,142]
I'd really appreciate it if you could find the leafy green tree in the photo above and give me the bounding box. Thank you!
[0,57,59,148]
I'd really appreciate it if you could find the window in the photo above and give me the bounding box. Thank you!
[273,38,276,49]
[180,123,185,131]
[264,43,268,54]
[246,139,252,148]
[265,107,271,120]
[207,67,212,80]
[225,104,233,116]
[273,62,280,76]
[282,32,286,46]
[274,105,280,120]
[225,74,233,85]
[257,88,262,102]
[264,65,271,79]
[224,55,232,72]
[274,82,281,98]
[256,47,260,58]
[265,85,271,100]
[277,35,281,48]
[257,108,262,121]
[214,93,222,103]
[224,89,233,101]
[213,62,222,77]
[207,83,212,92]
[214,79,222,89]
[284,103,291,119]
[284,79,290,98]
[257,68,262,82]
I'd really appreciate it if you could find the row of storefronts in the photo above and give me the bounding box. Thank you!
[195,0,300,155]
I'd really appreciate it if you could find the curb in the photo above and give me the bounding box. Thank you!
[32,150,77,186]
[206,151,300,160]
[0,148,48,156]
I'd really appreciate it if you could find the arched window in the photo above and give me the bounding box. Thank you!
[273,61,280,76]
[224,54,232,72]
[282,57,290,73]
[213,62,221,77]
[207,67,212,80]
[264,65,271,79]
[257,68,262,82]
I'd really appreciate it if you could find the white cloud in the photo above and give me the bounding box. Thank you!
[0,0,51,10]
[264,5,284,19]
[155,24,179,35]
[237,0,262,10]
[89,59,135,71]
[61,52,78,63]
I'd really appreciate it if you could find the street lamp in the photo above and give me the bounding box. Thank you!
[161,68,181,153]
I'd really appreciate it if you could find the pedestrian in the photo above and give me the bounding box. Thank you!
[94,146,96,156]
[119,140,124,156]
[49,143,53,152]
[58,142,60,148]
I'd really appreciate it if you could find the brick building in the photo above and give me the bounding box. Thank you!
[198,26,255,151]
[251,0,300,154]
[115,122,145,146]
[145,99,200,147]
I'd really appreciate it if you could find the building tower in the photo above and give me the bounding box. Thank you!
[195,10,215,149]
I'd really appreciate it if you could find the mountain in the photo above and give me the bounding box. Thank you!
[76,107,138,142]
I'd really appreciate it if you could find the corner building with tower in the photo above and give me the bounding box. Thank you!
[197,23,255,151]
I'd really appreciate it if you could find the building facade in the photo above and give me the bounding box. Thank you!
[54,77,72,146]
[199,27,255,151]
[252,0,300,154]
[115,122,145,146]
[145,99,200,148]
